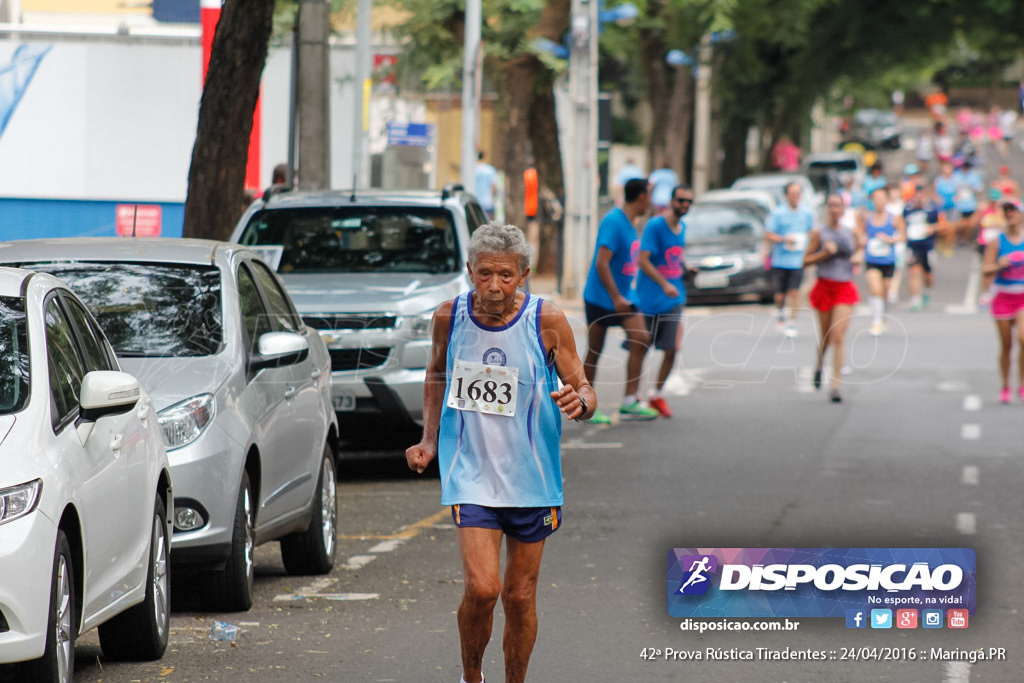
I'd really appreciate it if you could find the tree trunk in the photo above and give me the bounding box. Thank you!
[528,74,564,275]
[498,55,535,233]
[183,0,275,240]
[638,2,672,173]
[664,65,693,184]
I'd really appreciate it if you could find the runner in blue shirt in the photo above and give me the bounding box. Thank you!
[634,184,693,417]
[582,178,660,422]
[903,184,943,310]
[765,182,815,337]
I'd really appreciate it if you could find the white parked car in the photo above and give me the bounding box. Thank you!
[0,267,173,682]
[0,238,340,612]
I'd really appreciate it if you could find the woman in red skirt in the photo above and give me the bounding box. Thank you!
[804,195,865,402]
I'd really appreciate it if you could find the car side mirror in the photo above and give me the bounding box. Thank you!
[249,331,309,373]
[79,371,140,422]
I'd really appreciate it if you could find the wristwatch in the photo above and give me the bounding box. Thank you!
[574,395,589,422]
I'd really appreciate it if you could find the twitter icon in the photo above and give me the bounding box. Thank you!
[870,609,892,629]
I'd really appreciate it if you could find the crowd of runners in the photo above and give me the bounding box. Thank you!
[588,97,1024,410]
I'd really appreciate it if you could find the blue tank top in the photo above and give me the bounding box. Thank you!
[438,292,563,507]
[994,233,1024,293]
[864,214,896,266]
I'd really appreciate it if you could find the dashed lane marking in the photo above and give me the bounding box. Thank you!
[963,395,981,411]
[960,423,981,440]
[962,466,979,486]
[944,661,972,683]
[955,512,976,536]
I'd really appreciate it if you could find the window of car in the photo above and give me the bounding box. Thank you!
[237,206,460,274]
[45,297,86,430]
[236,265,273,357]
[0,296,29,416]
[19,262,224,358]
[684,208,760,243]
[248,260,301,333]
[465,201,489,233]
[60,293,118,373]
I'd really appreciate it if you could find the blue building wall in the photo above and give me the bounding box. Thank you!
[0,197,184,241]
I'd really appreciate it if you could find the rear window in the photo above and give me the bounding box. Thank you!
[684,209,760,242]
[807,160,858,172]
[20,262,223,358]
[237,207,460,274]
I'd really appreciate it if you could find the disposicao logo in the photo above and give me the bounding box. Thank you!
[667,548,976,619]
[675,555,718,596]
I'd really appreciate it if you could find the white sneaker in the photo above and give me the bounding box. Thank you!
[784,323,797,338]
[869,321,884,336]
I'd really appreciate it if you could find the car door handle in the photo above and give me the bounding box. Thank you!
[110,434,124,451]
[284,387,297,400]
[311,368,321,380]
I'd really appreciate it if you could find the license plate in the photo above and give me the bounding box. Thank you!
[695,272,729,289]
[332,391,356,411]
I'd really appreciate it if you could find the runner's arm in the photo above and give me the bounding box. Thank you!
[406,300,452,473]
[540,303,596,421]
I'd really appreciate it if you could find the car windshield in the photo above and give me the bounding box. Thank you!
[237,207,461,274]
[0,296,29,415]
[20,262,223,358]
[685,209,760,243]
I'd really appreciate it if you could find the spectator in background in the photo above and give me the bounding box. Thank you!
[613,157,645,206]
[647,156,680,213]
[771,135,801,172]
[475,151,498,219]
[993,165,1021,199]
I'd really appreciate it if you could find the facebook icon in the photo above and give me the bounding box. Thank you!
[846,609,867,629]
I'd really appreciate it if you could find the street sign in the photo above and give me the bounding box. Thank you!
[386,122,433,147]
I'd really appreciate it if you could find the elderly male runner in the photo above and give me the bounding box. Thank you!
[406,221,596,683]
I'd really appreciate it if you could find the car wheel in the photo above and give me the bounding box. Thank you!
[201,471,255,611]
[22,531,76,683]
[97,495,171,660]
[280,446,337,575]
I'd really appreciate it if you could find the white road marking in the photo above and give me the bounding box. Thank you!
[944,661,972,683]
[368,539,406,553]
[275,576,338,601]
[956,513,977,535]
[341,554,376,570]
[562,442,623,449]
[960,423,981,440]
[962,395,981,411]
[319,593,380,601]
[962,466,979,486]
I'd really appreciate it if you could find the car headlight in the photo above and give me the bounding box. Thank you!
[405,311,434,340]
[157,394,216,450]
[0,479,41,526]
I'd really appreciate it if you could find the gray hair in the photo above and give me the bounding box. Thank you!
[467,220,532,272]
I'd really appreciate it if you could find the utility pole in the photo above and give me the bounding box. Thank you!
[563,0,598,299]
[691,32,712,194]
[460,0,481,191]
[296,0,330,190]
[352,0,371,188]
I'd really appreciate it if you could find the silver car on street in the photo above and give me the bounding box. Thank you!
[0,239,340,612]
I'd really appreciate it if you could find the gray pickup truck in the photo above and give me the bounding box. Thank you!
[232,186,488,434]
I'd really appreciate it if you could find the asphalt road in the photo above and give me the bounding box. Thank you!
[64,240,1023,683]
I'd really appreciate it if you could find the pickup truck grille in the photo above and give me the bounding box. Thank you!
[328,347,391,371]
[303,314,397,331]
